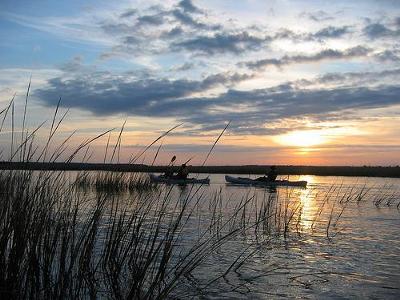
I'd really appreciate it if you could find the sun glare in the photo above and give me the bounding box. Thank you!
[276,130,327,147]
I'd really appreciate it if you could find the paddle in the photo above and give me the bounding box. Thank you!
[184,156,195,165]
[168,155,176,166]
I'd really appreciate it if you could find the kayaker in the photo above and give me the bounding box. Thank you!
[256,165,278,182]
[175,163,189,180]
[267,165,278,181]
[164,168,174,178]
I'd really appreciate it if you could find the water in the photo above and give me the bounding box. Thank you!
[73,172,400,298]
[163,174,400,299]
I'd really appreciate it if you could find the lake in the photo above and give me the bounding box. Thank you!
[153,174,400,299]
[1,170,399,299]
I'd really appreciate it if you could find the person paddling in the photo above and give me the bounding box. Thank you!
[256,165,278,182]
[175,163,189,180]
[266,165,278,181]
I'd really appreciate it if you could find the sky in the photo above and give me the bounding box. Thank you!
[0,0,399,166]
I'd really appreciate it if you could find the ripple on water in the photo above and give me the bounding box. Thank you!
[186,174,400,299]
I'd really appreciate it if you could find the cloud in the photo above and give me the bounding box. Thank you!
[243,46,371,70]
[173,32,269,55]
[171,25,352,56]
[375,50,400,62]
[314,68,400,86]
[58,56,101,77]
[59,56,85,73]
[311,26,351,39]
[161,26,184,39]
[2,2,361,61]
[170,62,195,72]
[120,9,137,18]
[363,22,400,39]
[171,8,217,30]
[282,67,400,89]
[2,12,112,46]
[96,1,225,58]
[100,3,354,59]
[177,85,400,134]
[177,0,202,14]
[34,71,252,114]
[152,143,291,153]
[270,25,351,43]
[35,70,400,135]
[395,16,400,28]
[137,14,165,26]
[300,10,334,22]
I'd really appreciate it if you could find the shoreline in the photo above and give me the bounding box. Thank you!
[1,162,399,178]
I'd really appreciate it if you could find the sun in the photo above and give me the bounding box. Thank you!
[276,130,327,147]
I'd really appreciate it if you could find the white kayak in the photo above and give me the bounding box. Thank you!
[225,175,307,187]
[149,174,210,185]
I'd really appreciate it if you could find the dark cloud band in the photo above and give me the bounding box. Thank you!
[35,70,400,135]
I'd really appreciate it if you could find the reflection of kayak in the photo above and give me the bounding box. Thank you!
[149,174,210,185]
[225,175,307,187]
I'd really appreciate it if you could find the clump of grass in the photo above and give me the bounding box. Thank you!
[0,86,255,298]
[94,171,155,193]
[74,171,156,193]
[372,184,399,207]
[1,168,281,298]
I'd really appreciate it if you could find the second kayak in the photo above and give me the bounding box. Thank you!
[225,175,307,187]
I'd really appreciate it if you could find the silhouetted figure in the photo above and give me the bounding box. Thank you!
[256,166,278,182]
[267,165,278,181]
[175,163,189,180]
[164,168,174,178]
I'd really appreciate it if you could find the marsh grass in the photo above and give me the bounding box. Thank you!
[1,85,399,298]
[74,171,155,194]
[0,90,266,298]
[0,167,285,298]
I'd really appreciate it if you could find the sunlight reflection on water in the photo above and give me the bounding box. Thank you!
[204,174,400,299]
[72,171,400,299]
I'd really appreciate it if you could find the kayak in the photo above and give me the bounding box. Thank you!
[225,175,307,187]
[149,174,210,185]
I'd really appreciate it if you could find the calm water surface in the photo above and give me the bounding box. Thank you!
[169,174,400,299]
[79,172,400,299]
